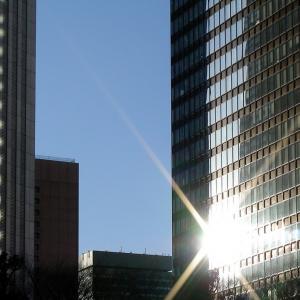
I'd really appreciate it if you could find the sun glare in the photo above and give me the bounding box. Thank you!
[204,198,251,270]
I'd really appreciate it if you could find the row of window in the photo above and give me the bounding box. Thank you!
[209,218,300,284]
[171,43,206,80]
[175,204,296,241]
[172,14,244,57]
[241,141,299,184]
[172,32,246,81]
[239,250,299,286]
[209,0,287,35]
[211,140,299,187]
[243,0,293,32]
[208,59,299,106]
[209,87,298,130]
[217,249,299,289]
[172,2,207,35]
[173,112,300,188]
[172,0,291,80]
[175,195,300,258]
[173,93,243,146]
[241,90,299,133]
[209,31,299,84]
[171,91,205,123]
[210,119,239,149]
[211,88,299,149]
[174,168,298,216]
[173,91,243,150]
[209,108,299,173]
[208,65,248,103]
[173,0,255,36]
[207,39,244,79]
[210,168,238,197]
[207,18,244,56]
[172,7,299,101]
[172,137,208,169]
[247,62,300,105]
[171,19,211,57]
[208,91,244,126]
[172,113,208,146]
[245,7,299,56]
[251,197,299,231]
[172,41,244,99]
[207,0,245,33]
[209,144,239,172]
[209,66,300,149]
[233,222,297,266]
[208,193,300,249]
[173,41,298,106]
[248,34,299,80]
[171,87,206,120]
[210,126,300,198]
[242,168,300,210]
[209,194,299,238]
[206,4,298,57]
[206,0,221,11]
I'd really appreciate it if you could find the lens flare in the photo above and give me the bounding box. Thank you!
[56,28,259,300]
[204,199,251,269]
[165,248,207,300]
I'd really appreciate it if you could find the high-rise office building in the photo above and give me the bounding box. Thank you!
[34,157,79,298]
[171,0,300,297]
[0,0,36,269]
[35,157,78,270]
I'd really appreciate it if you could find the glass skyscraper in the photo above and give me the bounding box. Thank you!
[171,0,300,297]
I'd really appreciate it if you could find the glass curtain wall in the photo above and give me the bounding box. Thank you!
[171,0,300,296]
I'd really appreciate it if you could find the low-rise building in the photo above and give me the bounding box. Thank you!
[79,250,173,299]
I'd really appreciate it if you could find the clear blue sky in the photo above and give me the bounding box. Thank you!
[36,1,171,255]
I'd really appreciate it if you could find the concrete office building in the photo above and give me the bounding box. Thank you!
[79,250,173,299]
[171,0,300,297]
[34,157,79,298]
[0,0,36,269]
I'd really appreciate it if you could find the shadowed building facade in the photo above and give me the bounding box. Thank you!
[0,0,36,273]
[171,0,300,298]
[34,157,79,298]
[79,251,173,300]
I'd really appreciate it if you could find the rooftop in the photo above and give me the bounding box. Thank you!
[79,250,172,272]
[36,155,76,163]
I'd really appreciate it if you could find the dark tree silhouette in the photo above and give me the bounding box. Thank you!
[78,267,93,300]
[31,263,78,300]
[0,251,28,300]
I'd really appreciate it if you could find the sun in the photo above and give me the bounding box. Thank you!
[203,198,252,273]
